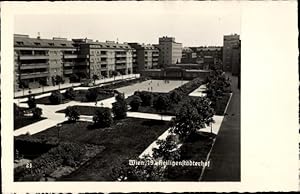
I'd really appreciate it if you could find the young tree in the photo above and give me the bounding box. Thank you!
[129,95,142,111]
[112,70,119,81]
[49,90,63,105]
[27,95,36,109]
[32,107,42,119]
[65,106,80,122]
[112,93,127,119]
[93,107,113,128]
[153,94,170,119]
[135,91,153,106]
[152,135,181,161]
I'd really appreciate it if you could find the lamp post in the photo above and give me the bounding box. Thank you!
[56,123,62,142]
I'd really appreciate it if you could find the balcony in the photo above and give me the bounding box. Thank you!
[64,63,74,67]
[75,62,89,66]
[116,54,126,57]
[20,63,48,70]
[20,72,49,79]
[19,55,49,60]
[64,54,78,59]
[64,69,73,74]
[116,60,126,63]
[115,64,127,69]
[152,53,159,57]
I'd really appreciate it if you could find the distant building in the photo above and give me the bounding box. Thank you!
[222,34,240,73]
[181,47,197,64]
[128,43,159,73]
[156,36,182,67]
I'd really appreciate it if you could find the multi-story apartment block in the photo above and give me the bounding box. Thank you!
[157,36,182,67]
[222,34,240,72]
[14,34,81,90]
[73,39,133,78]
[14,35,134,91]
[128,43,159,72]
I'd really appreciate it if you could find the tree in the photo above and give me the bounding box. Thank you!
[93,107,113,128]
[64,87,76,100]
[169,90,182,104]
[135,91,153,106]
[153,94,170,119]
[92,74,99,85]
[48,90,63,105]
[55,75,63,85]
[112,93,127,119]
[32,107,42,119]
[85,88,98,102]
[27,95,36,109]
[170,102,201,141]
[129,95,142,111]
[65,106,80,122]
[112,70,119,80]
[152,135,181,161]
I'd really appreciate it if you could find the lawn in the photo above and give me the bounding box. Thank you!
[164,132,216,181]
[14,116,46,130]
[56,105,104,115]
[23,118,170,181]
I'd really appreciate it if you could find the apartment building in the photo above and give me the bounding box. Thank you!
[14,34,81,91]
[128,43,159,72]
[222,34,240,72]
[73,39,133,78]
[157,36,182,67]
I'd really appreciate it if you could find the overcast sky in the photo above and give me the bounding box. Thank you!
[14,1,241,47]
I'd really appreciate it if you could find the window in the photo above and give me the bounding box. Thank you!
[49,43,54,46]
[16,41,24,46]
[34,42,41,46]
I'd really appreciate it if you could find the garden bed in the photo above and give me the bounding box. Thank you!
[23,118,169,181]
[164,132,216,181]
[14,116,46,130]
[214,93,231,115]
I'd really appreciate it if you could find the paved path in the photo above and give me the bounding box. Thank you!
[201,75,240,181]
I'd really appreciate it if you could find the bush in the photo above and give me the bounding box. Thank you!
[64,87,76,100]
[69,74,80,83]
[49,90,63,105]
[135,91,153,106]
[27,95,36,109]
[129,95,142,111]
[32,107,42,119]
[65,106,80,122]
[85,88,98,102]
[93,107,113,128]
[153,94,170,114]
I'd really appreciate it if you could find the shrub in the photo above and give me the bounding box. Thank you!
[69,74,80,83]
[32,107,42,119]
[65,106,80,122]
[64,87,76,100]
[85,88,98,102]
[135,91,153,106]
[49,90,63,105]
[27,95,36,109]
[129,95,142,111]
[93,107,113,128]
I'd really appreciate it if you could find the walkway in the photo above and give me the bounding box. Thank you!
[201,75,240,181]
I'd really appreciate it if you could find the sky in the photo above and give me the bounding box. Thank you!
[13,1,241,47]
